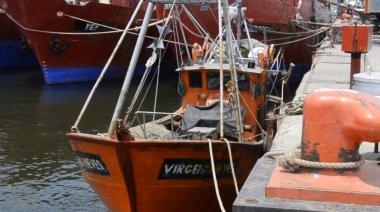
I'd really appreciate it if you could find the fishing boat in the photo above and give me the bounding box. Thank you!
[68,0,271,211]
[157,0,326,83]
[0,0,151,84]
[0,9,36,68]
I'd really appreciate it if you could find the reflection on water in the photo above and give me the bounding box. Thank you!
[0,68,179,211]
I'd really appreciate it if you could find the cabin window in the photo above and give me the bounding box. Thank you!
[207,72,250,91]
[188,72,203,88]
[238,74,250,91]
[207,73,219,90]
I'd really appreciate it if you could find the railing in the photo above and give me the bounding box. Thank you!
[134,111,182,139]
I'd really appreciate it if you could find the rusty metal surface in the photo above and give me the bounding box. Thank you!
[266,162,380,205]
[233,156,380,212]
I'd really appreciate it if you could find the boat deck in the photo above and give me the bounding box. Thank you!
[233,42,380,211]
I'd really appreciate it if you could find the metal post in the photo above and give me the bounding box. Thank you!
[218,0,224,139]
[107,2,154,137]
[236,0,242,46]
[222,0,243,142]
[350,53,361,88]
[350,22,360,89]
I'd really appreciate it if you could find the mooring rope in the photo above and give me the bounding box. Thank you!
[5,10,189,47]
[278,150,365,172]
[207,139,226,212]
[273,27,329,46]
[223,138,239,195]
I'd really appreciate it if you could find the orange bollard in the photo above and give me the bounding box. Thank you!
[302,90,380,163]
[266,90,380,206]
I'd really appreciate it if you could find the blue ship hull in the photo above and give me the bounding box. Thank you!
[42,65,147,84]
[0,40,37,68]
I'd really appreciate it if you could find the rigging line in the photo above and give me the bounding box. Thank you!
[61,12,174,32]
[175,7,193,65]
[181,6,207,39]
[208,4,219,24]
[152,50,162,122]
[172,20,182,67]
[5,9,184,48]
[181,5,216,44]
[129,49,167,126]
[239,93,267,135]
[124,25,173,124]
[60,12,122,31]
[289,19,331,27]
[260,32,313,43]
[249,23,327,36]
[174,14,205,39]
[207,139,226,212]
[72,0,145,131]
[273,27,329,46]
[126,37,172,125]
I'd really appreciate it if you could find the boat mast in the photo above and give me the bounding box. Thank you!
[218,0,224,139]
[107,2,155,136]
[236,0,242,46]
[222,0,243,142]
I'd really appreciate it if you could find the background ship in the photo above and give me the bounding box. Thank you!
[157,0,321,83]
[0,9,37,68]
[0,0,151,84]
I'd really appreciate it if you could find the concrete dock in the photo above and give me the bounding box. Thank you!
[233,43,380,211]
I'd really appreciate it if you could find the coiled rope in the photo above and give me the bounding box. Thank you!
[278,150,365,172]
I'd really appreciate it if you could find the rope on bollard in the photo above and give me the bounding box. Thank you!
[278,149,365,172]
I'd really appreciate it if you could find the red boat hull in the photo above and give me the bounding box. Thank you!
[1,0,150,83]
[157,0,317,73]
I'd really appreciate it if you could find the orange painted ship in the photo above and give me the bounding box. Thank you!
[68,1,271,211]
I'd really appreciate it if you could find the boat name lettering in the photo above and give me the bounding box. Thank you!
[75,151,110,176]
[159,159,238,180]
[74,21,100,32]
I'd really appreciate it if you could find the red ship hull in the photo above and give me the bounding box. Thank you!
[1,0,149,84]
[158,0,318,81]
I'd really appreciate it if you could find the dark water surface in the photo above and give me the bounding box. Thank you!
[0,68,179,211]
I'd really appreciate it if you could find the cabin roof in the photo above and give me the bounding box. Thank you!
[175,63,263,74]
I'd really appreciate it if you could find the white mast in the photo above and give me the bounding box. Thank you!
[222,0,244,142]
[218,0,224,139]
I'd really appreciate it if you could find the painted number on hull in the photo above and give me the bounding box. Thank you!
[158,159,239,180]
[75,151,110,176]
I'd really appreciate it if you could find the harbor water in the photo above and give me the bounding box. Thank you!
[0,68,180,211]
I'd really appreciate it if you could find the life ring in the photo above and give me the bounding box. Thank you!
[50,34,70,54]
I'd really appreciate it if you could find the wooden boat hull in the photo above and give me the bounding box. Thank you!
[67,133,264,211]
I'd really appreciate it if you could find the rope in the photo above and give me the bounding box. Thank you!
[207,139,226,212]
[239,93,267,135]
[278,150,365,172]
[273,27,329,47]
[59,12,121,31]
[5,10,189,47]
[223,138,239,195]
